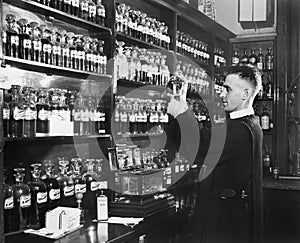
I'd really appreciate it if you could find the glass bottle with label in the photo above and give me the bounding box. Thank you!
[11,168,31,231]
[64,0,72,14]
[62,31,71,68]
[265,47,273,71]
[72,0,80,16]
[80,0,89,20]
[83,159,98,219]
[71,158,87,196]
[40,25,52,65]
[57,158,75,207]
[42,161,61,210]
[260,106,270,130]
[263,145,272,177]
[115,41,128,80]
[52,28,62,67]
[257,48,264,70]
[10,85,24,138]
[248,48,257,66]
[3,170,14,234]
[88,0,97,23]
[67,32,77,69]
[266,74,273,99]
[17,18,32,60]
[23,86,37,137]
[3,89,11,137]
[30,22,42,63]
[96,0,106,26]
[27,164,48,229]
[75,35,85,71]
[240,49,249,65]
[36,88,50,136]
[5,14,19,58]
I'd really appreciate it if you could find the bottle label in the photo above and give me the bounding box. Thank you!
[249,57,256,64]
[4,196,14,209]
[53,45,61,55]
[91,181,99,191]
[38,109,49,121]
[232,57,239,66]
[3,108,10,120]
[74,111,82,121]
[257,62,263,70]
[71,50,77,59]
[20,194,31,208]
[180,164,185,172]
[89,5,97,17]
[65,0,71,4]
[81,110,90,122]
[11,36,19,45]
[64,185,75,197]
[99,112,105,122]
[72,0,80,7]
[261,116,270,130]
[43,44,52,53]
[175,164,179,173]
[75,184,86,194]
[33,41,42,51]
[24,108,36,121]
[87,53,94,61]
[263,157,270,167]
[120,113,127,122]
[49,189,60,200]
[13,108,25,120]
[97,195,108,220]
[81,3,89,12]
[98,181,108,189]
[62,48,70,57]
[37,192,47,204]
[78,51,85,60]
[24,39,32,48]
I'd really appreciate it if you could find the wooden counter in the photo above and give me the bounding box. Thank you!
[263,176,300,191]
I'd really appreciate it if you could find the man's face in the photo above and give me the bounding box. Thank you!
[220,74,246,112]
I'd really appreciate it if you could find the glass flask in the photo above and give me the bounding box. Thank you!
[27,164,48,229]
[11,168,31,231]
[5,14,19,58]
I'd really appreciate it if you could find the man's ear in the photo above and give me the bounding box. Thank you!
[243,88,250,100]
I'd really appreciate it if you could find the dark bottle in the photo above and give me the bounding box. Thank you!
[266,74,273,99]
[3,171,14,234]
[257,48,264,70]
[42,162,61,211]
[67,32,77,69]
[73,92,82,136]
[17,18,32,60]
[265,47,273,70]
[30,22,42,63]
[260,106,270,130]
[36,88,50,136]
[10,85,24,138]
[64,0,72,14]
[240,49,249,65]
[27,164,48,229]
[11,168,31,232]
[263,145,272,177]
[96,0,106,26]
[51,28,62,67]
[84,37,94,72]
[3,89,11,137]
[53,0,63,10]
[61,30,70,68]
[23,86,36,137]
[57,158,75,207]
[72,0,80,16]
[5,14,19,58]
[248,48,257,66]
[71,158,87,196]
[40,25,52,65]
[83,159,98,219]
[75,36,85,71]
[68,90,77,128]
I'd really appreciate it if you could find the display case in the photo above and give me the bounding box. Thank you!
[0,0,235,238]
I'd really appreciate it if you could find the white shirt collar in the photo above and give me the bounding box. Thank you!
[229,107,254,119]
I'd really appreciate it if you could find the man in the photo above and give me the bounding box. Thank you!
[190,65,264,243]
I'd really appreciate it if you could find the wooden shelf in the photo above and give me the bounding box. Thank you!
[4,134,111,145]
[2,56,112,80]
[5,0,112,35]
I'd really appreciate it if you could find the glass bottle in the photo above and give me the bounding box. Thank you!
[72,0,80,16]
[67,32,77,69]
[75,35,85,71]
[11,168,31,231]
[263,145,272,177]
[265,47,273,70]
[27,164,48,229]
[71,158,87,195]
[98,98,106,134]
[52,28,62,67]
[261,106,270,130]
[249,48,257,66]
[42,161,61,210]
[257,48,264,70]
[88,0,97,23]
[29,22,41,62]
[40,25,52,65]
[98,40,106,74]
[63,0,72,14]
[3,171,14,234]
[10,85,24,138]
[2,19,8,56]
[23,86,37,137]
[3,89,11,137]
[62,31,71,68]
[96,0,106,26]
[240,49,249,65]
[36,88,50,136]
[5,14,19,58]
[82,159,98,219]
[53,0,63,10]
[57,158,75,207]
[84,36,93,72]
[266,74,273,99]
[132,47,141,82]
[17,18,32,60]
[80,0,89,20]
[115,41,128,80]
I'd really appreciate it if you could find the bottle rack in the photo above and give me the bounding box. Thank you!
[0,0,235,236]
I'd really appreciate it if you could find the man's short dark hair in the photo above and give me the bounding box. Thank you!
[227,65,262,95]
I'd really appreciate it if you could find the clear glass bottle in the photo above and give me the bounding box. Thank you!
[75,35,85,71]
[249,48,257,66]
[80,0,89,20]
[40,25,52,65]
[52,28,62,67]
[57,158,75,207]
[265,47,273,70]
[5,14,19,58]
[64,0,72,14]
[72,0,80,16]
[261,106,270,130]
[240,49,249,65]
[42,161,61,210]
[257,48,264,70]
[88,0,97,23]
[71,158,87,196]
[3,170,14,234]
[23,86,36,138]
[62,31,71,68]
[263,144,272,177]
[30,22,42,63]
[84,36,94,72]
[11,168,31,231]
[17,18,32,60]
[27,164,48,229]
[266,74,273,99]
[3,89,11,137]
[115,41,128,80]
[10,85,24,138]
[36,88,50,137]
[98,40,106,74]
